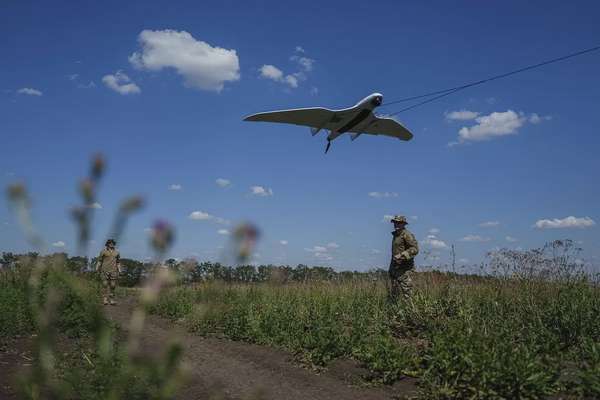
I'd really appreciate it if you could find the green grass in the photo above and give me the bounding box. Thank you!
[151,274,600,399]
[1,259,185,400]
[0,267,33,338]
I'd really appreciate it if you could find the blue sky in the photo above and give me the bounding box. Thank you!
[1,0,599,271]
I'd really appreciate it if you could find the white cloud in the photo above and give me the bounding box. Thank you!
[259,64,283,81]
[423,234,449,250]
[505,236,517,242]
[326,242,339,249]
[216,178,231,188]
[189,211,230,225]
[458,258,469,264]
[18,87,43,96]
[77,81,96,89]
[479,221,500,228]
[189,211,212,220]
[260,49,315,90]
[460,234,490,242]
[290,55,315,71]
[445,110,479,121]
[169,184,182,191]
[130,29,240,92]
[250,185,273,196]
[284,74,299,88]
[188,211,230,225]
[528,113,551,124]
[429,228,440,234]
[534,216,596,229]
[68,74,79,81]
[314,253,333,261]
[451,110,548,145]
[89,202,102,209]
[259,65,299,88]
[102,71,141,95]
[217,229,229,235]
[214,217,229,225]
[52,241,66,248]
[368,191,398,198]
[305,245,328,253]
[457,110,525,142]
[279,240,288,245]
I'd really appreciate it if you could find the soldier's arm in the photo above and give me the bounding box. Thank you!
[96,251,104,272]
[405,232,419,258]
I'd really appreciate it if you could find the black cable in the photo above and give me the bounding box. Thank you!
[381,44,600,116]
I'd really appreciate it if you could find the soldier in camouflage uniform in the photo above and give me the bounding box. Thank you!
[96,239,121,305]
[389,215,419,302]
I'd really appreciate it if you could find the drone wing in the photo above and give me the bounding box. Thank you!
[243,107,335,128]
[352,116,414,141]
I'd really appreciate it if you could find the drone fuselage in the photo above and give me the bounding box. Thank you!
[326,93,383,141]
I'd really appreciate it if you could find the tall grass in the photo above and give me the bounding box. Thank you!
[1,256,186,400]
[151,273,600,399]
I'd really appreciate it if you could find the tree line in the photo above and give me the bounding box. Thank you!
[0,251,388,287]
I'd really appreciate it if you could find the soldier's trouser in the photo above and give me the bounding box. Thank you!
[101,272,118,301]
[388,264,413,302]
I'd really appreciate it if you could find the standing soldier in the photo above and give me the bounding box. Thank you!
[96,239,121,305]
[389,215,419,301]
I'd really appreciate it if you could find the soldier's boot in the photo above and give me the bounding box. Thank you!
[103,297,109,305]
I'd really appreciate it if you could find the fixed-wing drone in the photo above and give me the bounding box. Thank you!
[243,93,413,153]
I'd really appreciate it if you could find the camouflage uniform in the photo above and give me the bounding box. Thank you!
[388,216,419,301]
[97,245,120,305]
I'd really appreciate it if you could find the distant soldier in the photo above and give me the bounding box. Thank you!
[96,239,121,305]
[389,215,419,301]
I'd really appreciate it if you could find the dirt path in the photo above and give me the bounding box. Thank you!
[106,296,416,400]
[0,336,33,400]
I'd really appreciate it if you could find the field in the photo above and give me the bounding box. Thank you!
[150,272,600,399]
[1,251,599,399]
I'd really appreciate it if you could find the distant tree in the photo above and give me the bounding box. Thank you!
[309,266,335,281]
[67,256,89,273]
[0,252,17,269]
[119,258,146,287]
[292,264,309,282]
[234,265,258,282]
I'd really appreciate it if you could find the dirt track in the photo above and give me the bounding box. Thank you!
[0,297,415,399]
[107,297,416,400]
